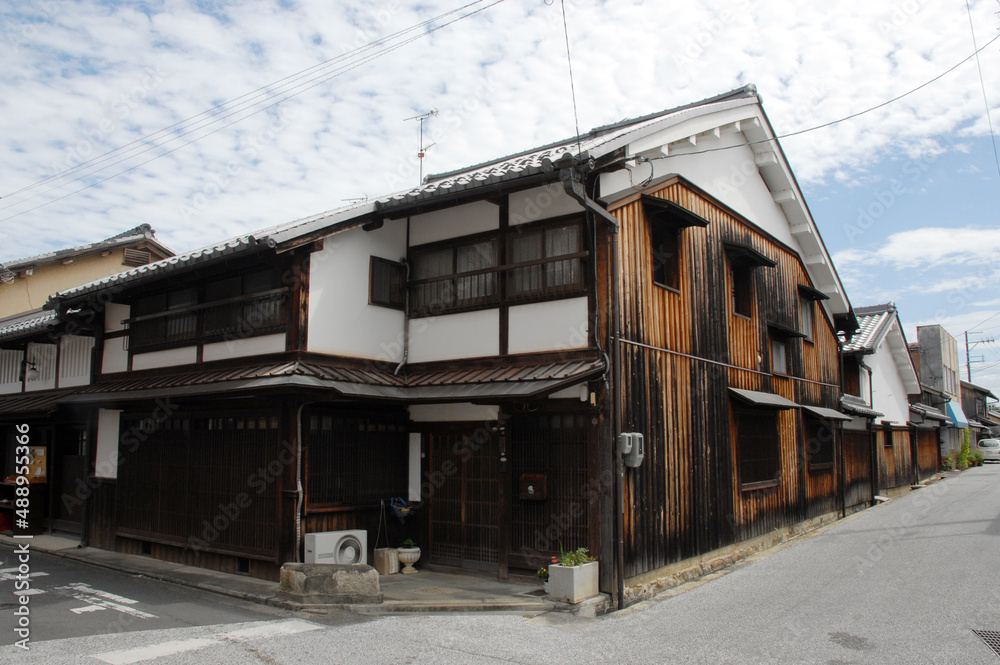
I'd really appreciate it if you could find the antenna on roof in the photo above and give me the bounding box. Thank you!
[404,109,438,185]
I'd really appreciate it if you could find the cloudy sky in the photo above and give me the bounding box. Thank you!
[1,0,999,391]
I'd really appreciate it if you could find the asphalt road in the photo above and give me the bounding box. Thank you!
[4,465,1000,664]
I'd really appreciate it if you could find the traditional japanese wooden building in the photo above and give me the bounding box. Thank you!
[37,85,867,608]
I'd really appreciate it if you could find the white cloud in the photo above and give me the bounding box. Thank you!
[834,227,1000,270]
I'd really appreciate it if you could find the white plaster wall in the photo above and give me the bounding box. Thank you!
[95,408,121,479]
[203,333,285,362]
[408,433,422,502]
[105,303,130,332]
[508,183,584,225]
[0,349,22,395]
[408,403,499,422]
[58,335,94,388]
[307,220,407,362]
[102,338,128,374]
[869,345,912,425]
[24,342,56,392]
[508,297,588,355]
[547,383,590,401]
[601,129,802,253]
[132,346,197,371]
[409,200,499,246]
[408,309,499,362]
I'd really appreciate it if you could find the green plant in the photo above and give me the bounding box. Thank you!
[536,567,549,581]
[970,450,984,467]
[941,455,954,471]
[958,429,971,470]
[558,546,595,567]
[400,538,417,548]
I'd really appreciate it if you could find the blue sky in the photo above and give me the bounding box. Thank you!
[0,0,998,390]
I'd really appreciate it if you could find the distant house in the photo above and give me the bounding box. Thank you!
[913,325,968,461]
[5,85,872,608]
[840,303,938,491]
[0,224,173,319]
[961,380,1000,440]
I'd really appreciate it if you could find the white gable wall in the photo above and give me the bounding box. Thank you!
[868,343,913,425]
[308,217,407,362]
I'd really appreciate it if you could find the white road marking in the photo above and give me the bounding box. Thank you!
[58,583,141,604]
[52,583,158,618]
[65,593,158,619]
[219,619,324,639]
[91,620,324,664]
[0,570,49,582]
[70,604,108,614]
[92,638,219,665]
[13,587,46,595]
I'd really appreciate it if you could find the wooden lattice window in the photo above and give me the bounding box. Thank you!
[735,407,781,490]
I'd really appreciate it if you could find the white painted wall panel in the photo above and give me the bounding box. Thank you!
[307,220,407,362]
[202,333,285,362]
[409,403,500,422]
[105,303,130,333]
[409,200,499,246]
[59,335,94,388]
[0,349,22,394]
[408,309,499,362]
[95,408,122,479]
[408,433,422,502]
[508,183,584,226]
[102,338,128,374]
[869,345,912,426]
[132,346,197,371]
[508,297,589,355]
[24,342,56,392]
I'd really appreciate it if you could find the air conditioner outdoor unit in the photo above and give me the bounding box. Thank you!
[304,529,367,565]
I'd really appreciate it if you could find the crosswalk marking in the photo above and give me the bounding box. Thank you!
[92,638,219,665]
[90,620,324,664]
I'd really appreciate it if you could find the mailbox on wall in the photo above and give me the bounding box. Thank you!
[519,473,547,500]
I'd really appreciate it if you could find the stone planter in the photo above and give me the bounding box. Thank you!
[397,546,421,574]
[548,561,598,604]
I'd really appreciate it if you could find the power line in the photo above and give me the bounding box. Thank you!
[559,0,582,155]
[641,32,1000,165]
[966,0,1000,178]
[0,0,507,222]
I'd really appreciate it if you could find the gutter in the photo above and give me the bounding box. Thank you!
[560,162,625,611]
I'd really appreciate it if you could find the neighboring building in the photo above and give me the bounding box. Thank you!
[13,85,867,608]
[913,325,968,461]
[961,380,1000,440]
[0,224,173,319]
[840,303,940,490]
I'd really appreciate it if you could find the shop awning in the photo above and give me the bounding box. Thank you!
[800,405,853,421]
[946,401,970,428]
[729,388,799,409]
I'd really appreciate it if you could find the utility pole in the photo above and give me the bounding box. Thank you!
[964,331,996,381]
[404,109,438,186]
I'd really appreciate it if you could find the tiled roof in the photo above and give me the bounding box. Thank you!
[3,223,173,271]
[910,403,948,421]
[0,388,82,416]
[842,303,896,353]
[841,394,883,418]
[0,309,57,340]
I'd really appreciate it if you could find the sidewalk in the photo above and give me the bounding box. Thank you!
[0,533,608,617]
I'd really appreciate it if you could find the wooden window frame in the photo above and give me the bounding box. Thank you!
[734,407,782,491]
[651,223,681,292]
[799,293,814,341]
[770,334,789,375]
[803,413,835,471]
[506,217,587,304]
[369,256,406,310]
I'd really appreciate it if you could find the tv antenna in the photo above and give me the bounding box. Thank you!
[404,109,437,185]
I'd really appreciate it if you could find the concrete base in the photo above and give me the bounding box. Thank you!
[279,563,383,605]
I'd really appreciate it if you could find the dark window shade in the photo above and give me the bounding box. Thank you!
[735,408,781,487]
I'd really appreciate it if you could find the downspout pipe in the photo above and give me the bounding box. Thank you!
[561,165,626,610]
[857,357,878,501]
[295,402,317,563]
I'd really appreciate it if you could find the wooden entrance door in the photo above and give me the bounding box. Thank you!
[428,430,499,570]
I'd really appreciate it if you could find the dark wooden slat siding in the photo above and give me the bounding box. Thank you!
[843,429,874,510]
[916,428,939,479]
[610,179,843,579]
[878,426,915,491]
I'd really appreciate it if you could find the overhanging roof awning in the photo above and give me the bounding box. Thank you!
[61,358,606,405]
[767,321,808,339]
[723,242,776,269]
[640,195,709,229]
[0,388,82,418]
[946,401,970,428]
[729,388,799,409]
[798,284,830,301]
[910,403,949,422]
[840,394,883,418]
[800,405,853,421]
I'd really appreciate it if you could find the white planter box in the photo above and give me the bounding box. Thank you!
[548,561,598,603]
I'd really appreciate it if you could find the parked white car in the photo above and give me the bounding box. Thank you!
[977,438,1000,463]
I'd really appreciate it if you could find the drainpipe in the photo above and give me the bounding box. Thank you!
[857,357,878,501]
[395,217,411,376]
[295,402,315,563]
[561,163,625,610]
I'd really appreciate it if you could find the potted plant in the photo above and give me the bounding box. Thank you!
[536,567,550,593]
[548,547,598,604]
[397,538,421,574]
